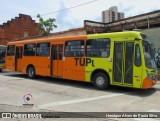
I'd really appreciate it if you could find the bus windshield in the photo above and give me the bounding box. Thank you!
[0,46,6,63]
[141,34,156,69]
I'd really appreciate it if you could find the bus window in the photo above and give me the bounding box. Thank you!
[59,45,63,60]
[124,42,134,84]
[86,38,110,57]
[52,45,63,60]
[65,40,84,57]
[36,42,50,56]
[7,45,15,56]
[24,43,36,56]
[141,34,156,69]
[16,47,22,58]
[135,44,141,67]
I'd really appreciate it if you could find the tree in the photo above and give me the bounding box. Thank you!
[37,14,57,36]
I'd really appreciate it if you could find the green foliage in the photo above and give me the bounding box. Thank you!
[37,14,57,36]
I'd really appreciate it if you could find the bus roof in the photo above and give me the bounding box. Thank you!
[7,35,87,45]
[87,31,141,39]
[7,31,142,45]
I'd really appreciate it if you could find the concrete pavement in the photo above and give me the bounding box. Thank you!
[0,71,160,121]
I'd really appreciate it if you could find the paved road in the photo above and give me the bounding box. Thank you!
[0,71,160,121]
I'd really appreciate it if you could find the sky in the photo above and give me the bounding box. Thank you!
[0,0,160,32]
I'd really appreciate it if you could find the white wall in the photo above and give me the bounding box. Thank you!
[140,27,160,50]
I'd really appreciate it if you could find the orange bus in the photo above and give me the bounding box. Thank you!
[5,31,157,89]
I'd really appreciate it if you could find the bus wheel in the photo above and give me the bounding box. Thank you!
[93,73,109,90]
[27,66,35,79]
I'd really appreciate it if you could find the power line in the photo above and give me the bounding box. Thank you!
[32,0,99,17]
[0,0,99,22]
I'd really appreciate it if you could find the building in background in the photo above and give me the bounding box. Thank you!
[2,10,159,50]
[0,14,40,45]
[34,9,160,50]
[102,6,125,23]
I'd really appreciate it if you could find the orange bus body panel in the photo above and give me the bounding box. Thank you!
[6,35,87,81]
[52,60,58,76]
[53,60,63,77]
[16,58,22,71]
[5,56,15,71]
[35,57,50,76]
[63,57,85,81]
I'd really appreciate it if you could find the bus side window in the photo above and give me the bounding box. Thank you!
[24,44,36,56]
[135,44,141,66]
[7,45,15,56]
[65,40,84,57]
[36,42,50,56]
[86,38,110,58]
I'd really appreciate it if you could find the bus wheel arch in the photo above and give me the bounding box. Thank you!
[91,69,110,90]
[26,64,36,79]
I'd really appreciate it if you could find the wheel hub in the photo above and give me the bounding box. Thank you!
[29,69,33,76]
[96,77,105,86]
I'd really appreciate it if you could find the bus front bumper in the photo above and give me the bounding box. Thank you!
[142,77,157,89]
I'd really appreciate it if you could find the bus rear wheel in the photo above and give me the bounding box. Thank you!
[27,66,36,79]
[93,73,109,90]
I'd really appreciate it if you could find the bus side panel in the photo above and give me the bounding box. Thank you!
[5,56,15,71]
[85,36,113,83]
[61,36,86,81]
[21,56,49,76]
[63,57,85,81]
[21,57,36,74]
[35,57,50,76]
[85,58,112,82]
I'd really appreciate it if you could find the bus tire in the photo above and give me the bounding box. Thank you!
[27,66,36,79]
[93,72,109,90]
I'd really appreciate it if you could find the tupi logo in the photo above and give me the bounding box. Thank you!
[74,58,95,67]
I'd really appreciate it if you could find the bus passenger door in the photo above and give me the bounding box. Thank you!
[51,45,63,77]
[113,42,134,86]
[113,42,123,84]
[124,42,134,85]
[5,45,15,71]
[15,46,23,71]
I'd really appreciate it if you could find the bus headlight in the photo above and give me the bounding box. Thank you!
[146,70,156,80]
[146,70,152,79]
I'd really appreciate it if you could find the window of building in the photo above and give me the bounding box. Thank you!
[65,40,84,57]
[24,31,29,38]
[7,45,15,56]
[36,42,50,56]
[24,43,36,56]
[86,38,110,57]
